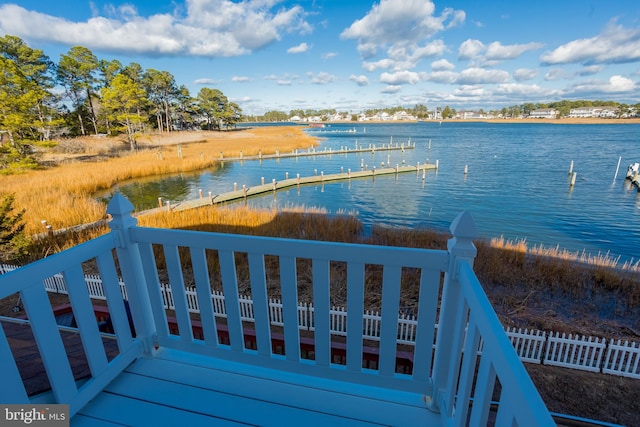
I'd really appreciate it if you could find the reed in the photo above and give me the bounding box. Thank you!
[0,127,316,235]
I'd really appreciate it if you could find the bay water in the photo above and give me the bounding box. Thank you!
[110,122,640,262]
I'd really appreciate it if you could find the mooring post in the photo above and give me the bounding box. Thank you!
[272,178,276,191]
[568,160,574,175]
[261,177,265,185]
[158,197,162,208]
[464,165,468,175]
[570,172,577,186]
[613,156,622,182]
[436,160,439,169]
[234,182,237,191]
[199,189,203,198]
[286,171,289,180]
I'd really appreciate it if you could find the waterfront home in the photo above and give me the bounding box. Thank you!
[0,195,553,426]
[529,108,558,119]
[568,106,618,118]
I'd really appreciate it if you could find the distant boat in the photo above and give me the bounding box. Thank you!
[308,123,325,128]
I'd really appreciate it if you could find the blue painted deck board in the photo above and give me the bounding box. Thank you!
[74,348,439,426]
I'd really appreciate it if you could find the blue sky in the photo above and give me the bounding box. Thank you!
[1,0,639,115]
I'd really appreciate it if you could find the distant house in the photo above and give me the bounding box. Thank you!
[529,108,557,119]
[568,107,595,118]
[569,106,618,118]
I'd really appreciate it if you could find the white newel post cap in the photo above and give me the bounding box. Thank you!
[107,193,137,232]
[447,211,478,260]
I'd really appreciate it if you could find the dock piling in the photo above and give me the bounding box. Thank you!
[570,172,577,186]
[568,160,574,175]
[613,156,622,182]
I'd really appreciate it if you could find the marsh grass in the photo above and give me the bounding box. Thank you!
[1,127,316,235]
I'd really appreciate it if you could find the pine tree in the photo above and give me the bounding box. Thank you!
[0,194,29,262]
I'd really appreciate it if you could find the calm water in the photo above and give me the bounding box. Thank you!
[109,122,640,261]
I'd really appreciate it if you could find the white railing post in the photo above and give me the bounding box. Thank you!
[428,211,477,414]
[107,193,157,354]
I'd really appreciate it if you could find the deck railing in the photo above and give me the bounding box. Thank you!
[0,194,554,425]
[13,262,639,378]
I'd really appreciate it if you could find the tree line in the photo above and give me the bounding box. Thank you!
[0,35,241,168]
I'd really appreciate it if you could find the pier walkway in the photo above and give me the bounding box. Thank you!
[165,163,437,212]
[222,140,417,162]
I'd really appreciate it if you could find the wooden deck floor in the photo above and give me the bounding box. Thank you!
[73,348,441,426]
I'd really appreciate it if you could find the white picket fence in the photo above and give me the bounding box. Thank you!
[1,264,639,379]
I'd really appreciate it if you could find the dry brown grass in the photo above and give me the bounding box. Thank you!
[1,127,316,235]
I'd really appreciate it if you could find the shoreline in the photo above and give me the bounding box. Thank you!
[305,118,640,125]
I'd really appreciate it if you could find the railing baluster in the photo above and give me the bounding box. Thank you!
[346,262,365,371]
[466,350,495,426]
[64,265,108,376]
[379,265,401,376]
[190,247,219,347]
[96,253,134,350]
[21,284,77,403]
[412,268,440,382]
[452,318,481,427]
[312,259,331,367]
[219,250,244,351]
[280,256,300,362]
[0,324,28,403]
[164,245,193,342]
[248,252,272,356]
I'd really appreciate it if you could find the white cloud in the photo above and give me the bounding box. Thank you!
[567,75,636,94]
[276,79,292,86]
[452,85,486,98]
[457,67,509,84]
[459,39,543,62]
[287,42,310,54]
[544,68,572,81]
[485,41,543,60]
[380,70,422,85]
[232,76,250,82]
[322,52,337,60]
[381,85,402,94]
[349,75,369,86]
[494,83,555,97]
[340,0,463,74]
[362,59,395,72]
[578,65,604,76]
[431,59,455,71]
[308,72,336,85]
[458,39,485,60]
[194,78,218,85]
[513,68,538,81]
[426,70,458,84]
[541,21,640,65]
[0,1,311,57]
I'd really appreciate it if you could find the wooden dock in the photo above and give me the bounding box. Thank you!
[221,140,417,162]
[166,163,437,212]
